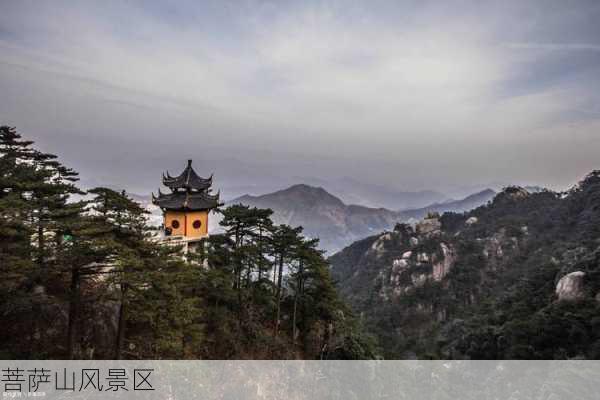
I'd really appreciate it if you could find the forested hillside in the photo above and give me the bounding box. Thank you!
[330,174,600,359]
[0,126,374,359]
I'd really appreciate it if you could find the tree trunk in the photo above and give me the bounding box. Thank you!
[292,293,298,343]
[245,261,251,288]
[115,285,127,359]
[300,278,307,350]
[257,227,263,282]
[67,266,80,359]
[234,226,241,290]
[274,254,284,337]
[292,260,303,344]
[37,216,44,269]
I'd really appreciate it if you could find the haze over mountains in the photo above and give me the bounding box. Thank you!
[229,184,400,254]
[141,180,503,253]
[400,189,497,220]
[226,184,497,253]
[295,177,448,210]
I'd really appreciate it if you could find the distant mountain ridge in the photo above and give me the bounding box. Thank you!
[230,184,400,253]
[229,184,496,254]
[399,189,497,220]
[138,182,499,253]
[300,177,448,210]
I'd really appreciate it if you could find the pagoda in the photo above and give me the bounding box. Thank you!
[152,160,221,240]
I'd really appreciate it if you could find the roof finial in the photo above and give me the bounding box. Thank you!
[187,159,193,167]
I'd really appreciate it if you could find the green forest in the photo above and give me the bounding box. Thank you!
[4,123,600,361]
[331,171,600,359]
[0,126,375,359]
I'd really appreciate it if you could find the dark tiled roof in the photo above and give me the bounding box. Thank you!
[152,189,220,211]
[162,160,212,191]
[153,159,221,211]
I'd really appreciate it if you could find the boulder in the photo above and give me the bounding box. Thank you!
[465,216,478,225]
[556,271,586,301]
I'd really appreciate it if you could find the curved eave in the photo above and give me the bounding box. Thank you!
[153,191,220,211]
[162,171,213,191]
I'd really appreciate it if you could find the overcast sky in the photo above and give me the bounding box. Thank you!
[1,0,600,196]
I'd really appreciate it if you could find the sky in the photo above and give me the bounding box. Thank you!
[1,0,600,199]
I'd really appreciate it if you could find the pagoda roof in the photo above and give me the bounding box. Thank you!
[162,160,212,191]
[152,188,220,211]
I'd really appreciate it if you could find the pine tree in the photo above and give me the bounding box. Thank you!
[0,126,84,357]
[0,126,36,293]
[270,224,303,338]
[85,188,202,359]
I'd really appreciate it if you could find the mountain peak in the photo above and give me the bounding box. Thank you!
[265,184,346,207]
[286,183,329,193]
[493,186,530,203]
[228,184,498,254]
[228,183,400,253]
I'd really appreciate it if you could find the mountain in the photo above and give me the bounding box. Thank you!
[329,172,600,359]
[230,184,402,253]
[138,182,497,254]
[398,189,496,220]
[217,184,496,254]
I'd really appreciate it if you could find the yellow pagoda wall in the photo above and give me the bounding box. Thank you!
[165,211,186,236]
[185,210,209,238]
[164,210,209,238]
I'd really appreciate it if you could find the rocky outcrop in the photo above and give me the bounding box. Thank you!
[556,271,586,301]
[416,215,441,235]
[465,216,478,225]
[481,229,520,261]
[386,235,457,295]
[483,236,504,259]
[392,258,409,271]
[505,186,530,199]
[493,186,530,205]
[433,243,456,281]
[369,232,392,256]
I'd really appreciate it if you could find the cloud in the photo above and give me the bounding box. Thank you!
[0,1,599,193]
